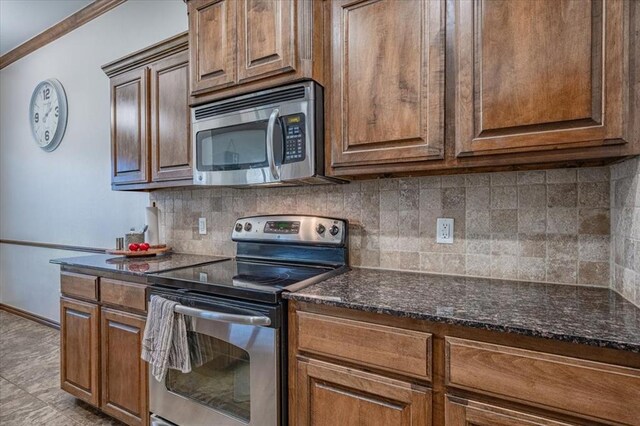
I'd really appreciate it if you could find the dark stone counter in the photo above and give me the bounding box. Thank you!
[50,253,228,277]
[284,268,640,353]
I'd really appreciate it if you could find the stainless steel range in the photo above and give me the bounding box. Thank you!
[147,215,349,426]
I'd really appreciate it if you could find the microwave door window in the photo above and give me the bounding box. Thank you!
[196,121,283,172]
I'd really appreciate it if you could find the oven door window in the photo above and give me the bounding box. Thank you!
[165,331,251,422]
[196,120,283,171]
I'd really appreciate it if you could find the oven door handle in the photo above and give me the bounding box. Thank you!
[266,108,280,181]
[174,304,271,326]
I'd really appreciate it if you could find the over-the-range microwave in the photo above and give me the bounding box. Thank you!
[192,81,342,187]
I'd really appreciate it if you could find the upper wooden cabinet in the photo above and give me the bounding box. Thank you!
[452,0,629,157]
[189,0,237,93]
[111,68,149,185]
[187,0,324,104]
[328,0,445,168]
[103,32,192,190]
[327,0,638,178]
[150,51,192,182]
[237,0,295,84]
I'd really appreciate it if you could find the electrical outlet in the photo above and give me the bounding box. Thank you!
[436,218,454,244]
[198,217,207,235]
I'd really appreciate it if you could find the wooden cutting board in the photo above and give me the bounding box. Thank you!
[106,245,171,257]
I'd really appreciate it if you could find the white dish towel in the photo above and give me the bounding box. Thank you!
[142,295,192,382]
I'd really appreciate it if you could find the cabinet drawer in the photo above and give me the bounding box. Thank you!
[100,278,147,312]
[296,311,431,381]
[60,271,98,301]
[445,337,640,424]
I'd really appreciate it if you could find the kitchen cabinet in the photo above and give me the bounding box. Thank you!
[295,359,430,426]
[289,301,640,426]
[60,297,100,407]
[445,397,574,426]
[103,32,192,190]
[327,0,639,178]
[187,0,324,104]
[451,0,629,158]
[328,0,445,168]
[59,269,149,426]
[101,308,148,426]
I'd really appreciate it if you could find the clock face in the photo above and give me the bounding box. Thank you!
[29,79,67,151]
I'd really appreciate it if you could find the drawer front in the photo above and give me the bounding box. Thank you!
[100,278,147,312]
[60,271,98,301]
[296,311,431,381]
[446,337,640,424]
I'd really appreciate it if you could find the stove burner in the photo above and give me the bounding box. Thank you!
[234,273,290,286]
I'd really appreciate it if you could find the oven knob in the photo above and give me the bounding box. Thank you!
[235,223,243,232]
[329,225,340,236]
[316,224,326,234]
[244,222,252,232]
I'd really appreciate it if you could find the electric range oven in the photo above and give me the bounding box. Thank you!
[147,215,349,426]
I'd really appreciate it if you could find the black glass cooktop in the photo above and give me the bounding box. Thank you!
[149,259,335,303]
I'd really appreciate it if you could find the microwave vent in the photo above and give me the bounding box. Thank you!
[195,86,307,120]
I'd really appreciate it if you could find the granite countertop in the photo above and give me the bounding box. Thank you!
[50,253,229,277]
[284,268,640,353]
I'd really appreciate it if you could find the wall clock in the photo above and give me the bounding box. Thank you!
[29,79,68,151]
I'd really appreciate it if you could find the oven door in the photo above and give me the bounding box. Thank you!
[149,302,279,426]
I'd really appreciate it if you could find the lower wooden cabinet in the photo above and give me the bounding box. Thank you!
[59,272,149,426]
[60,298,100,406]
[101,308,148,426]
[295,360,430,426]
[445,397,574,426]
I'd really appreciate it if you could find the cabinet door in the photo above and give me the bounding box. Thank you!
[60,297,100,407]
[296,360,430,426]
[111,67,149,185]
[100,308,148,426]
[329,0,444,168]
[445,396,575,426]
[237,0,296,84]
[452,0,625,157]
[189,0,237,94]
[150,50,192,182]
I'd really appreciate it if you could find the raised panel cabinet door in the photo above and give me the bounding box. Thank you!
[111,67,149,185]
[237,0,296,84]
[452,0,626,157]
[60,297,100,407]
[100,308,148,426]
[329,0,445,168]
[444,396,576,426]
[150,50,192,182]
[189,0,237,95]
[295,360,430,426]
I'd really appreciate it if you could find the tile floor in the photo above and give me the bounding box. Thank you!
[0,310,123,425]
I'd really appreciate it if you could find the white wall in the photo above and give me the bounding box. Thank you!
[0,0,188,321]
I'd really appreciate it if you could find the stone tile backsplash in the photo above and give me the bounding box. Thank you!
[152,166,614,288]
[611,157,640,307]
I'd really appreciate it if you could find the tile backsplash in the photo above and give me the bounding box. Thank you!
[611,157,640,306]
[152,166,614,288]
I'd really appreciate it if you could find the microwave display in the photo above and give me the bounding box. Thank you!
[283,114,305,164]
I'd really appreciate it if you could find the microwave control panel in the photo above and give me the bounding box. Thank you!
[282,114,306,163]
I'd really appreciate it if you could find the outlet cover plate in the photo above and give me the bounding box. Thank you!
[437,218,454,244]
[198,217,207,235]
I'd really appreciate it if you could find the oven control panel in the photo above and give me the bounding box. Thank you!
[282,114,306,163]
[232,215,346,246]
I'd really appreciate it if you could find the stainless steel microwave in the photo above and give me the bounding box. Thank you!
[192,81,340,186]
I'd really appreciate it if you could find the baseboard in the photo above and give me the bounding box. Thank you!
[0,303,60,330]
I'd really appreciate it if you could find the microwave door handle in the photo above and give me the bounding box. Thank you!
[266,108,280,180]
[174,304,271,326]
